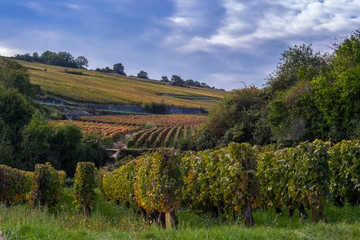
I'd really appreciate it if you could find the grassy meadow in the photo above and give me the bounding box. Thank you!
[1,188,360,240]
[19,60,226,109]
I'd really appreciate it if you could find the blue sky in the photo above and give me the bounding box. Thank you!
[0,0,359,90]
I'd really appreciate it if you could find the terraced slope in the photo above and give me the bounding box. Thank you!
[20,61,226,109]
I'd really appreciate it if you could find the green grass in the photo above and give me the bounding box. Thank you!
[1,188,360,240]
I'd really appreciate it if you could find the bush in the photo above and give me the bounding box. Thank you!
[0,164,33,205]
[329,140,360,206]
[100,160,137,209]
[134,148,183,214]
[73,162,97,215]
[28,163,65,208]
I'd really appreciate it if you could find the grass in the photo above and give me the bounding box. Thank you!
[1,188,360,239]
[19,60,227,110]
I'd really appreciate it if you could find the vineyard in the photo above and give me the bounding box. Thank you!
[49,120,141,141]
[76,114,206,148]
[78,114,208,126]
[100,139,360,227]
[19,60,226,109]
[127,125,198,148]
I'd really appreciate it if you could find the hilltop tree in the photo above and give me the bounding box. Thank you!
[171,75,185,87]
[161,76,169,82]
[137,70,149,79]
[113,63,126,75]
[75,56,89,69]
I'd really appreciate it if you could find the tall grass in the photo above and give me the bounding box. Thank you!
[1,188,360,240]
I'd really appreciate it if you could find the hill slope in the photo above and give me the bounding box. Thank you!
[19,60,226,109]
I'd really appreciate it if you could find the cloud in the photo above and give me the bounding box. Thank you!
[167,0,360,53]
[0,46,20,57]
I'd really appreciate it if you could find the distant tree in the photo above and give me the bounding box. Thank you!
[171,75,185,87]
[113,63,126,75]
[75,56,89,68]
[137,70,149,79]
[32,52,40,62]
[161,76,169,82]
[0,58,35,97]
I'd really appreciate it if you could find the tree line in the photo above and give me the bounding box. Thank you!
[194,29,360,150]
[13,51,89,69]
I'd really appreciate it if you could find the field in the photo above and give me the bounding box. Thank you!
[49,120,141,141]
[79,114,208,126]
[50,114,206,148]
[19,60,226,109]
[1,188,360,240]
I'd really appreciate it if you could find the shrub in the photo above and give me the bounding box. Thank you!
[329,140,360,206]
[134,148,183,214]
[0,164,33,205]
[73,162,97,215]
[28,163,65,208]
[100,160,137,209]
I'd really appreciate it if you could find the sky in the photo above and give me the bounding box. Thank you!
[0,0,359,91]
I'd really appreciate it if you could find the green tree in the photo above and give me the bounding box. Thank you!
[161,76,169,82]
[75,56,89,68]
[137,70,149,79]
[312,30,360,141]
[48,124,84,177]
[0,58,35,97]
[207,86,264,145]
[265,44,322,95]
[113,63,126,75]
[21,111,53,170]
[171,75,185,87]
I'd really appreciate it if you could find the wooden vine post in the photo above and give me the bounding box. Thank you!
[165,212,171,229]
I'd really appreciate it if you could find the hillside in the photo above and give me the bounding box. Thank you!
[18,60,226,110]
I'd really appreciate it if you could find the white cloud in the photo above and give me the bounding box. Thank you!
[168,0,360,53]
[0,46,20,57]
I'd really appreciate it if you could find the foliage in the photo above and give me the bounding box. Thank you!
[143,101,168,114]
[134,148,183,213]
[0,58,35,97]
[113,63,126,75]
[207,86,264,144]
[0,164,33,205]
[329,140,360,205]
[73,162,97,215]
[48,124,84,177]
[264,43,322,94]
[28,163,66,208]
[183,143,261,224]
[100,160,137,209]
[257,140,331,221]
[21,110,53,170]
[137,70,149,79]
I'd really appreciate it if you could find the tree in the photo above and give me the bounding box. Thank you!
[137,70,149,79]
[21,111,53,170]
[75,56,89,69]
[161,76,169,82]
[171,75,185,87]
[113,63,126,75]
[264,44,322,95]
[0,58,35,97]
[205,86,265,147]
[48,124,84,177]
